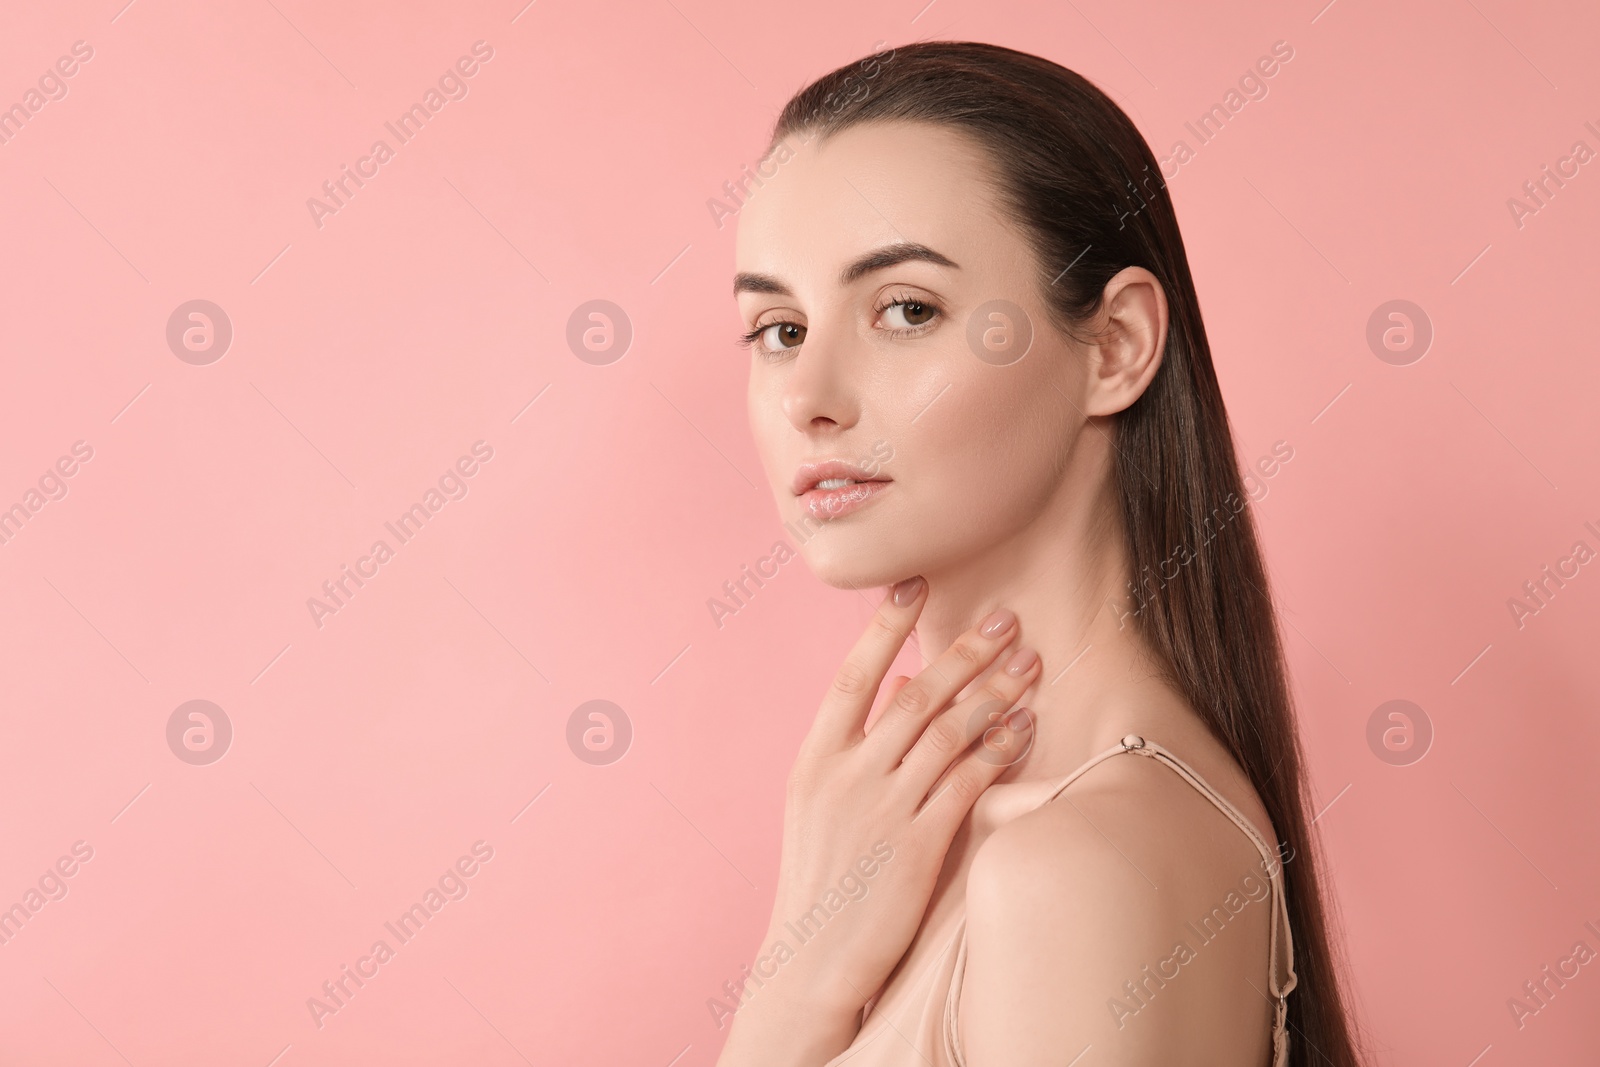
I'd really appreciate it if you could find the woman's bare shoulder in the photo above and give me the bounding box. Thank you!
[958,749,1277,1065]
[967,746,1272,934]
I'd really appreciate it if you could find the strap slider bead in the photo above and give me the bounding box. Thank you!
[1120,734,1146,750]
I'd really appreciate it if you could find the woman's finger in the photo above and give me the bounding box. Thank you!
[862,608,1019,767]
[896,646,1040,794]
[863,674,912,734]
[805,576,927,751]
[908,710,1035,836]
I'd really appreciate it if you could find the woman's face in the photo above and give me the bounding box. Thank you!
[734,120,1093,591]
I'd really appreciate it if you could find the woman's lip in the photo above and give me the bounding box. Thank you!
[798,480,891,521]
[792,459,890,495]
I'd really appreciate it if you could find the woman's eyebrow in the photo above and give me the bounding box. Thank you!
[733,242,960,297]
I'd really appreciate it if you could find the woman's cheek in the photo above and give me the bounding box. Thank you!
[748,404,794,506]
[947,385,1059,516]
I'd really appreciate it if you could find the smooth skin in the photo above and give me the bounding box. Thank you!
[721,119,1281,1066]
[715,580,1041,1065]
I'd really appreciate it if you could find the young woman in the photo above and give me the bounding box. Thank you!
[716,41,1365,1067]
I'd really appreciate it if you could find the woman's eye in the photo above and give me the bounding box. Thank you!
[760,322,806,350]
[882,300,937,329]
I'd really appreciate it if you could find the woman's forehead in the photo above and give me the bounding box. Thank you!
[733,124,1010,292]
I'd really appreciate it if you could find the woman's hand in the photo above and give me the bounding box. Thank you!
[717,575,1042,1066]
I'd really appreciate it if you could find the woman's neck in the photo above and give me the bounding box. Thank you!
[911,467,1182,781]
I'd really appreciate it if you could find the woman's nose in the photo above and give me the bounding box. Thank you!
[780,322,861,434]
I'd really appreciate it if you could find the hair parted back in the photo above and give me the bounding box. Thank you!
[766,40,1365,1067]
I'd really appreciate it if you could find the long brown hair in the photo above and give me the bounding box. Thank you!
[765,40,1365,1066]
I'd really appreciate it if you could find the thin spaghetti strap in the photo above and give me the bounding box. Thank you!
[1036,739,1142,805]
[1042,734,1299,1067]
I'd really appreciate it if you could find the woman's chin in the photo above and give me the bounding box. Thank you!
[798,544,912,592]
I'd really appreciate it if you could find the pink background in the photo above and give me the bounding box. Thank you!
[2,0,1597,1063]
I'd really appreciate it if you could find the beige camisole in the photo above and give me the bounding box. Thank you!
[821,734,1298,1067]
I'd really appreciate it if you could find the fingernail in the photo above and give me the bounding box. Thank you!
[1003,707,1034,731]
[891,576,924,606]
[979,608,1016,637]
[1004,647,1039,676]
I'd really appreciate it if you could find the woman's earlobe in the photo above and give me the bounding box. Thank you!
[1081,329,1161,418]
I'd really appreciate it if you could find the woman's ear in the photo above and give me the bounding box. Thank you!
[1082,267,1168,418]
